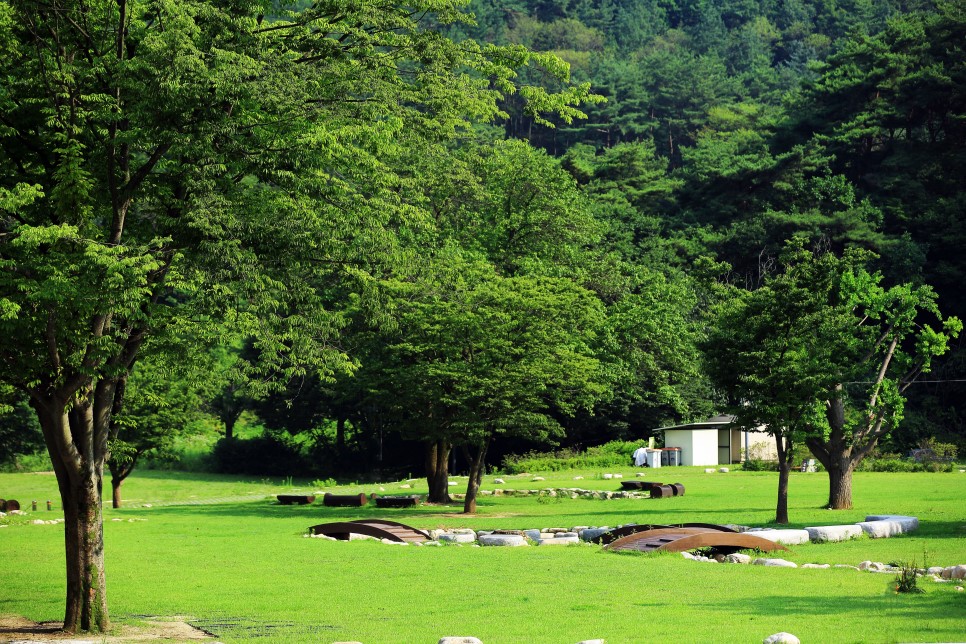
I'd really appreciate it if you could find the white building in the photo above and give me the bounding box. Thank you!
[657,414,777,466]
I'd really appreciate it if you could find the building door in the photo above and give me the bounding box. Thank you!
[717,428,731,464]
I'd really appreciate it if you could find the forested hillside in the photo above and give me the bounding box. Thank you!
[455,0,966,458]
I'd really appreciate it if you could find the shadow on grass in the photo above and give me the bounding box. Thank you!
[694,590,962,624]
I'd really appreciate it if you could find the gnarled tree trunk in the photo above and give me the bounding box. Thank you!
[32,391,112,633]
[806,435,859,510]
[806,394,879,510]
[424,439,452,503]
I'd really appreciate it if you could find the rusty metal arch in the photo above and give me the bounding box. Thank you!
[308,519,430,543]
[592,522,737,545]
[604,527,788,554]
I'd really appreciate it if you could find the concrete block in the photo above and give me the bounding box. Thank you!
[805,524,863,542]
[747,529,811,545]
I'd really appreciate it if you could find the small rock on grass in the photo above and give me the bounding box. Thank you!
[763,633,800,644]
[439,638,483,644]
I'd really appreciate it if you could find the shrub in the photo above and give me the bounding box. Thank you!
[501,440,641,473]
[741,458,779,472]
[210,432,310,476]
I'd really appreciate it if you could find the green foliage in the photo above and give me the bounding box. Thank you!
[501,440,640,472]
[894,556,927,594]
[0,387,44,468]
[209,433,311,477]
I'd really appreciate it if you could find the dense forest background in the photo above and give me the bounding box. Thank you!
[2,0,963,481]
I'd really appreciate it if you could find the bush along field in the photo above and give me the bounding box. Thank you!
[0,467,964,643]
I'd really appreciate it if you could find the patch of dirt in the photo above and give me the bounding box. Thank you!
[0,615,216,643]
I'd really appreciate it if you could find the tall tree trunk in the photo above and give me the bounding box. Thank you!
[111,477,122,510]
[32,395,111,633]
[462,439,490,514]
[224,415,235,440]
[108,457,136,509]
[773,433,793,524]
[424,440,451,503]
[336,417,346,452]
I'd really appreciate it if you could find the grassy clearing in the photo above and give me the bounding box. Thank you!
[1,468,964,643]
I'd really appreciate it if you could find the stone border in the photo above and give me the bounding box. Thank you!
[681,552,965,581]
[306,514,921,548]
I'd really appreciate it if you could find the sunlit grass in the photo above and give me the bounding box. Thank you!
[1,468,964,642]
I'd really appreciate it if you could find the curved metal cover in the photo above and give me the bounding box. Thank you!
[308,519,430,543]
[604,527,788,554]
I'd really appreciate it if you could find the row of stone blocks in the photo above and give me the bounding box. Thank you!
[742,514,919,545]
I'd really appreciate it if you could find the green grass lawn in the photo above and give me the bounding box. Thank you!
[1,467,964,643]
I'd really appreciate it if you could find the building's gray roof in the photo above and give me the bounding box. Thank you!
[656,414,737,432]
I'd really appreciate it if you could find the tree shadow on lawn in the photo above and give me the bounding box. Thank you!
[694,590,963,627]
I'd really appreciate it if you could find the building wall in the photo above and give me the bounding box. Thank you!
[663,429,693,465]
[743,430,778,461]
[664,428,720,466]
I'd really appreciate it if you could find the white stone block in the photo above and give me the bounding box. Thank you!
[753,558,798,568]
[718,467,730,473]
[536,535,580,545]
[575,640,605,644]
[805,524,863,542]
[478,534,528,547]
[800,563,830,569]
[749,529,811,545]
[859,514,918,537]
[439,638,483,644]
[602,473,613,479]
[705,468,716,473]
[438,532,477,544]
[493,478,505,484]
[942,565,966,580]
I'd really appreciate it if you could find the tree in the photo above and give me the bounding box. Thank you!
[375,247,606,512]
[107,351,208,508]
[704,238,960,521]
[0,0,592,632]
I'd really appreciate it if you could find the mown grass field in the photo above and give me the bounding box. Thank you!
[1,467,964,643]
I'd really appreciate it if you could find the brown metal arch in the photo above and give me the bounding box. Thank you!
[604,528,788,554]
[593,522,737,545]
[308,519,429,543]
